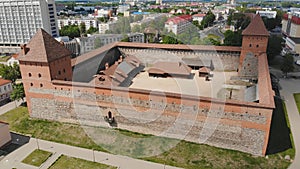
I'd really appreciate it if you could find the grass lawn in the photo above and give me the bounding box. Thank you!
[0,55,11,62]
[22,149,52,167]
[294,93,300,114]
[49,155,117,169]
[0,106,294,169]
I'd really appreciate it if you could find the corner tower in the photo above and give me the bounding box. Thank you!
[18,29,72,113]
[239,14,270,77]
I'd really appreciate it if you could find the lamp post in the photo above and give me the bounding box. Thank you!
[36,138,40,150]
[92,149,95,162]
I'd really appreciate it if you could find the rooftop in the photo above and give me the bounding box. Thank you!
[242,14,270,36]
[0,78,11,86]
[18,29,71,63]
[165,15,192,24]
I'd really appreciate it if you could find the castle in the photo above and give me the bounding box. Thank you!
[18,14,274,156]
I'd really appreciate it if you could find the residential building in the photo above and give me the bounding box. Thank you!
[0,0,59,54]
[76,33,144,55]
[0,78,12,105]
[192,14,206,24]
[282,12,300,53]
[58,18,98,30]
[0,121,11,148]
[118,5,130,14]
[256,11,277,19]
[98,22,117,34]
[165,15,192,35]
[7,54,19,66]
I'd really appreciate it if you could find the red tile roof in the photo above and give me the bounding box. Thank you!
[199,67,210,73]
[18,29,71,63]
[193,14,206,17]
[242,14,269,36]
[0,78,11,86]
[148,62,192,76]
[166,15,192,24]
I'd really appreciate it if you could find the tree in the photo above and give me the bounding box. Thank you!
[10,83,25,102]
[59,25,80,39]
[94,37,103,49]
[281,54,294,77]
[200,10,215,28]
[162,32,180,44]
[133,15,143,22]
[267,35,284,62]
[121,35,130,42]
[132,25,141,33]
[87,26,98,34]
[97,17,108,23]
[0,63,21,83]
[79,23,86,36]
[223,30,242,46]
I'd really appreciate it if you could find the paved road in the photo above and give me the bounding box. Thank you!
[279,78,300,169]
[0,138,182,169]
[0,99,24,116]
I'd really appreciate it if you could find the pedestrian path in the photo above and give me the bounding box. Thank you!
[0,138,182,169]
[279,79,300,169]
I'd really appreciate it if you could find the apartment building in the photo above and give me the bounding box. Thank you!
[165,15,192,35]
[282,12,300,53]
[76,33,144,55]
[0,0,59,54]
[98,22,117,34]
[0,78,12,105]
[58,18,98,30]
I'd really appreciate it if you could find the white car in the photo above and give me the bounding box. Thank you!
[295,60,300,66]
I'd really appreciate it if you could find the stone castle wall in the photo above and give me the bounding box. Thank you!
[28,85,272,156]
[118,47,240,71]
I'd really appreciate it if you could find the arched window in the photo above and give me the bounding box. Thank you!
[40,83,43,87]
[38,73,41,78]
[256,44,259,48]
[30,83,33,86]
[28,73,32,77]
[108,111,112,118]
[249,44,252,47]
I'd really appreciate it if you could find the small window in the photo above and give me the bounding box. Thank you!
[249,44,252,47]
[58,71,61,75]
[29,73,32,77]
[38,73,41,78]
[63,69,66,73]
[256,44,259,48]
[40,83,43,87]
[30,83,33,86]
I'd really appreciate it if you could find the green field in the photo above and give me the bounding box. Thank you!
[22,149,52,167]
[0,106,294,169]
[294,93,300,114]
[49,155,117,169]
[0,55,11,62]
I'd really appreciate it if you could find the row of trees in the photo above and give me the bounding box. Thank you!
[59,24,99,38]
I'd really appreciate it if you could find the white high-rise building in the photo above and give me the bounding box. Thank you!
[0,0,59,54]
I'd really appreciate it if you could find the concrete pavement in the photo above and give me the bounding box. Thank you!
[279,78,300,169]
[0,138,182,169]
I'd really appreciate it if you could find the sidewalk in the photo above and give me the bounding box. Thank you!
[0,138,182,169]
[279,79,300,169]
